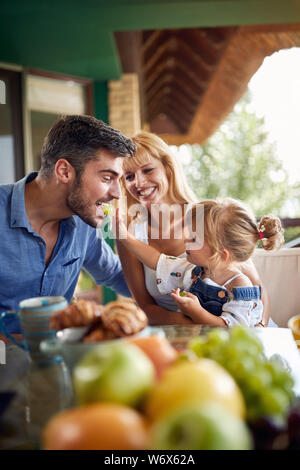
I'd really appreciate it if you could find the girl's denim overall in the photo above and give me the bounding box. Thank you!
[189,266,262,317]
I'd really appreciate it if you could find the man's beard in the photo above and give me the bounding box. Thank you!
[66,177,102,228]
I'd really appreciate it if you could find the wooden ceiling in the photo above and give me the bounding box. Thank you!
[142,27,237,135]
[115,23,300,145]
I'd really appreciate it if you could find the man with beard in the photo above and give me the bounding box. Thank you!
[0,115,136,335]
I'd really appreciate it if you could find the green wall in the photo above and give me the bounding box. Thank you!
[93,80,117,304]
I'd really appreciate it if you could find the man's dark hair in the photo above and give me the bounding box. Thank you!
[39,115,136,179]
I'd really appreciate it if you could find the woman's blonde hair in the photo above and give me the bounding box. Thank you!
[191,198,284,272]
[121,131,197,210]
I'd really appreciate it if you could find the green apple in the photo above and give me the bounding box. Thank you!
[151,402,253,450]
[73,343,155,407]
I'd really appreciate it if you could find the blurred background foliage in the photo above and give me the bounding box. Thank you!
[180,90,300,216]
[173,89,300,244]
[284,226,300,244]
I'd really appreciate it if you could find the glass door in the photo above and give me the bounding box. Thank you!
[0,68,25,183]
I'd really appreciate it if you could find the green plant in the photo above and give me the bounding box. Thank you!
[177,89,300,219]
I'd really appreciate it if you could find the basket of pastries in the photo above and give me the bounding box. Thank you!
[40,299,158,371]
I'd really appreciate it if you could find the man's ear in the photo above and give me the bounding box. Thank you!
[55,159,75,183]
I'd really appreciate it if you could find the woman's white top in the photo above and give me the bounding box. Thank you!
[134,221,183,312]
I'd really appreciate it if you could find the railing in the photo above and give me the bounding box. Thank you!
[281,218,300,228]
[281,218,300,248]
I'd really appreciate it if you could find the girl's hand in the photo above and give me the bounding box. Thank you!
[171,288,201,315]
[172,288,227,327]
[112,208,128,240]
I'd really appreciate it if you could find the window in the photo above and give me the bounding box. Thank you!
[0,68,24,183]
[26,73,89,172]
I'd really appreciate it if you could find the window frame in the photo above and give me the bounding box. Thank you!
[0,67,25,181]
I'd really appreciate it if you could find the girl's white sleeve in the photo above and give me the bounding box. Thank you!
[155,254,194,295]
[220,299,263,327]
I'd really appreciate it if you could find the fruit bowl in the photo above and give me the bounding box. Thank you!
[159,325,208,350]
[40,326,164,372]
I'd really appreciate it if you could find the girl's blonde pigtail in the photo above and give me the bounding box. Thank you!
[257,215,284,251]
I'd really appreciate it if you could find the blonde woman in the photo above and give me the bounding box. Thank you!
[118,131,271,325]
[116,198,283,327]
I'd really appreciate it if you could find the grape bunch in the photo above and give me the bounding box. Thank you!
[188,327,295,425]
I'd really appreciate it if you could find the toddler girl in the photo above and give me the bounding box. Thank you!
[116,198,284,327]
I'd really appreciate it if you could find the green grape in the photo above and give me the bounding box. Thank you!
[230,327,264,354]
[268,358,293,383]
[176,349,198,363]
[220,344,242,364]
[269,354,292,373]
[265,359,295,402]
[206,328,230,344]
[206,347,225,364]
[188,337,207,357]
[264,361,294,389]
[246,404,261,423]
[187,326,295,423]
[251,366,272,389]
[260,387,291,416]
[232,356,257,380]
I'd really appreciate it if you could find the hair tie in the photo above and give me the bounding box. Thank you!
[258,231,264,240]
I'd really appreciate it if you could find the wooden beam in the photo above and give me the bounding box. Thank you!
[146,73,174,103]
[141,30,166,55]
[143,30,171,62]
[149,91,195,123]
[164,99,194,124]
[143,36,177,76]
[144,57,208,95]
[146,66,205,101]
[242,22,300,35]
[143,40,213,84]
[176,29,226,64]
[161,103,189,134]
[147,78,199,112]
[144,56,175,91]
[175,37,216,76]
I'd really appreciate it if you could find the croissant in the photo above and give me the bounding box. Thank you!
[50,300,103,330]
[83,324,116,343]
[101,301,148,337]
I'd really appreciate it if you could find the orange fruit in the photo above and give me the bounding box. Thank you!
[127,335,178,379]
[42,402,150,450]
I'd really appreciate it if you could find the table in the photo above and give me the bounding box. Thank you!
[1,326,300,450]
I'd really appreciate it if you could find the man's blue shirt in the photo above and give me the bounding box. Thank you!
[0,173,130,333]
